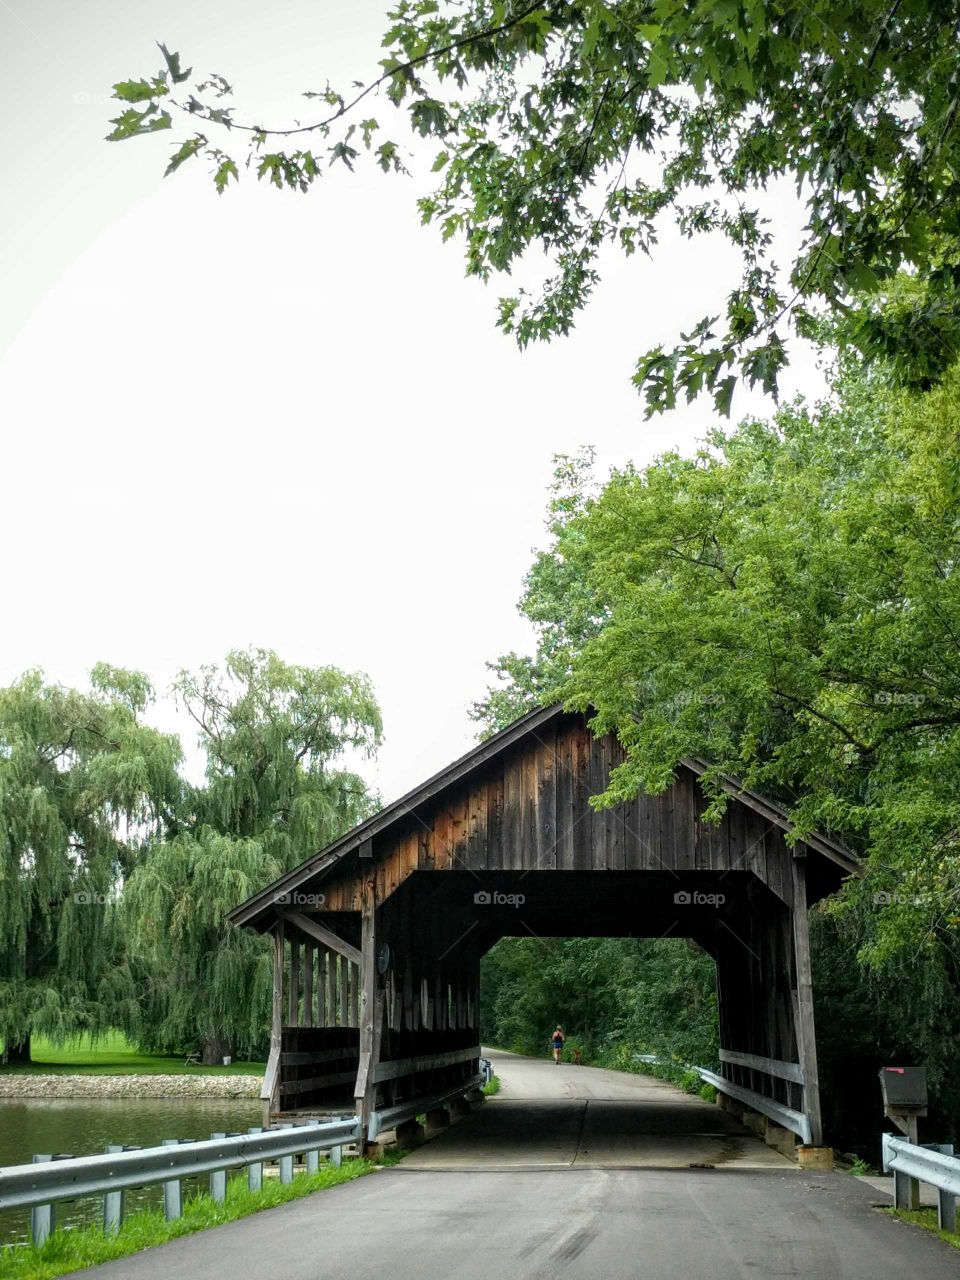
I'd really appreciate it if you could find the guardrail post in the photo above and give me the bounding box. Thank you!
[329,1144,342,1168]
[247,1127,264,1191]
[209,1134,227,1203]
[29,1155,54,1245]
[103,1144,132,1235]
[162,1139,183,1220]
[306,1145,320,1174]
[277,1124,294,1184]
[932,1143,957,1231]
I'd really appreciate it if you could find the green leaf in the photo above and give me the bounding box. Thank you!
[164,137,203,177]
[157,43,192,85]
[112,79,162,103]
[106,107,172,142]
[213,157,238,193]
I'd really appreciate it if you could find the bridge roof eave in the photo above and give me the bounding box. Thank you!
[226,701,569,932]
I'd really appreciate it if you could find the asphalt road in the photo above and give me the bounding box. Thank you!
[402,1048,792,1169]
[70,1051,960,1280]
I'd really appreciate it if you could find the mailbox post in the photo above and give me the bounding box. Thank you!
[879,1066,927,1210]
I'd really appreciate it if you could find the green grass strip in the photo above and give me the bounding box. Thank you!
[481,1075,500,1097]
[0,1154,404,1280]
[885,1207,960,1250]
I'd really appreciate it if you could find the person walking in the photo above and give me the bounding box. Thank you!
[551,1025,565,1065]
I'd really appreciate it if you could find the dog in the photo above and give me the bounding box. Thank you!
[572,1048,582,1065]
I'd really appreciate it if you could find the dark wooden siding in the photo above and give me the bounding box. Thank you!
[321,717,794,911]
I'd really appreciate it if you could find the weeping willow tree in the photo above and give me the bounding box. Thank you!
[123,649,382,1063]
[0,666,182,1064]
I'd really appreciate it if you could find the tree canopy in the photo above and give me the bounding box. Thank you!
[0,666,181,1062]
[123,649,382,1061]
[111,2,960,413]
[477,345,960,982]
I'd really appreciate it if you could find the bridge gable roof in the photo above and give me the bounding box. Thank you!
[228,704,860,931]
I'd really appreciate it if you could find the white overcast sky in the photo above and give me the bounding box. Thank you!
[1,0,828,804]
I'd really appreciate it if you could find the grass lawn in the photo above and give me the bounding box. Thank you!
[0,1033,264,1077]
[0,1154,403,1280]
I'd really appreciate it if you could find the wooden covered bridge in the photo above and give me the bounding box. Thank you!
[228,705,860,1151]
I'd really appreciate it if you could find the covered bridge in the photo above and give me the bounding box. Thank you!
[228,705,860,1150]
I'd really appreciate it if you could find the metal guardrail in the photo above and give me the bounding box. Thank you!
[368,1073,485,1141]
[479,1056,494,1086]
[882,1133,959,1231]
[695,1067,813,1146]
[633,1054,813,1145]
[0,1117,359,1246]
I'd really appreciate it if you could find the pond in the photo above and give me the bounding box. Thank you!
[0,1096,262,1246]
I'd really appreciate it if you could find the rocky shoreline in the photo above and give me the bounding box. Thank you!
[0,1074,262,1099]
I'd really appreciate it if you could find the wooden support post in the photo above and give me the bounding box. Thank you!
[303,941,314,1027]
[288,934,300,1027]
[263,922,284,1127]
[791,855,824,1147]
[356,873,383,1148]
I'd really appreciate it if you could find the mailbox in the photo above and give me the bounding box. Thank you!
[879,1065,927,1113]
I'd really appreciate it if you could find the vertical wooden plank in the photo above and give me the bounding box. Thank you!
[433,807,450,872]
[287,935,300,1028]
[572,728,591,871]
[658,778,676,874]
[302,941,314,1028]
[674,771,695,872]
[350,961,360,1027]
[356,875,381,1146]
[466,780,487,871]
[519,748,537,871]
[487,769,505,870]
[451,791,468,870]
[535,722,558,872]
[556,724,575,870]
[338,954,349,1028]
[265,922,283,1125]
[503,750,522,871]
[316,947,326,1026]
[791,854,823,1146]
[327,947,338,1026]
[590,732,607,870]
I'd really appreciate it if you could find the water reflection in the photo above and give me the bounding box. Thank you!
[0,1097,261,1245]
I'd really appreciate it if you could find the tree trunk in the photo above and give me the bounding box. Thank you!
[4,1034,31,1065]
[201,1033,234,1065]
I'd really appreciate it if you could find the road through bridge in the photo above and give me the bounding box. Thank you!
[72,1050,959,1280]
